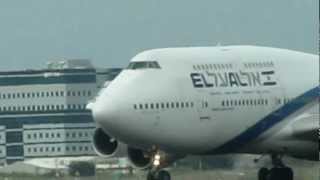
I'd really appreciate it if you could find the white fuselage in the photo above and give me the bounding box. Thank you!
[92,46,318,159]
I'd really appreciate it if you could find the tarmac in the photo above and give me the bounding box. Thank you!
[0,166,318,180]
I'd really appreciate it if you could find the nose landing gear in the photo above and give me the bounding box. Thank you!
[258,154,293,180]
[147,170,171,180]
[146,152,171,180]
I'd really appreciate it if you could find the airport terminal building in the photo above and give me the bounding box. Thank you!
[0,60,121,165]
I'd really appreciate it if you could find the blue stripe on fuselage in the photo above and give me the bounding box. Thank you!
[205,86,319,154]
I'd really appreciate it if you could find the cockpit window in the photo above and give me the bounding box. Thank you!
[127,61,161,70]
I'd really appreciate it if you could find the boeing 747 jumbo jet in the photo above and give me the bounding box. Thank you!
[88,46,319,180]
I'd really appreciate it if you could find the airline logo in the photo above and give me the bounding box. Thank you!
[190,71,277,88]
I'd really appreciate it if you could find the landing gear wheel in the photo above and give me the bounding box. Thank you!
[258,167,269,180]
[147,170,171,180]
[157,170,171,180]
[147,172,155,180]
[269,167,293,180]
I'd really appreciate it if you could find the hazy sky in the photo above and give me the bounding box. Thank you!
[0,0,318,70]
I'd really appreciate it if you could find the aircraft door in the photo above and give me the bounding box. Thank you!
[195,90,211,122]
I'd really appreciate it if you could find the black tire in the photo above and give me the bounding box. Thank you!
[268,167,293,180]
[147,172,156,180]
[282,167,293,180]
[258,167,269,180]
[157,170,171,180]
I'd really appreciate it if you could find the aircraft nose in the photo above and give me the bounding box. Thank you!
[89,93,127,138]
[91,99,116,127]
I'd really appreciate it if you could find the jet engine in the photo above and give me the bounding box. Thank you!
[127,147,152,169]
[93,128,118,157]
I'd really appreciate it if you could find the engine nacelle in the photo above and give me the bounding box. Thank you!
[127,147,152,169]
[93,128,118,157]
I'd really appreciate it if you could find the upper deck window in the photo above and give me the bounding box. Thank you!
[127,61,161,70]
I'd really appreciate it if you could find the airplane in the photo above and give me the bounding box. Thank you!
[88,45,319,180]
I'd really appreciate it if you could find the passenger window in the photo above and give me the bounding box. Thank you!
[145,104,148,109]
[150,103,154,109]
